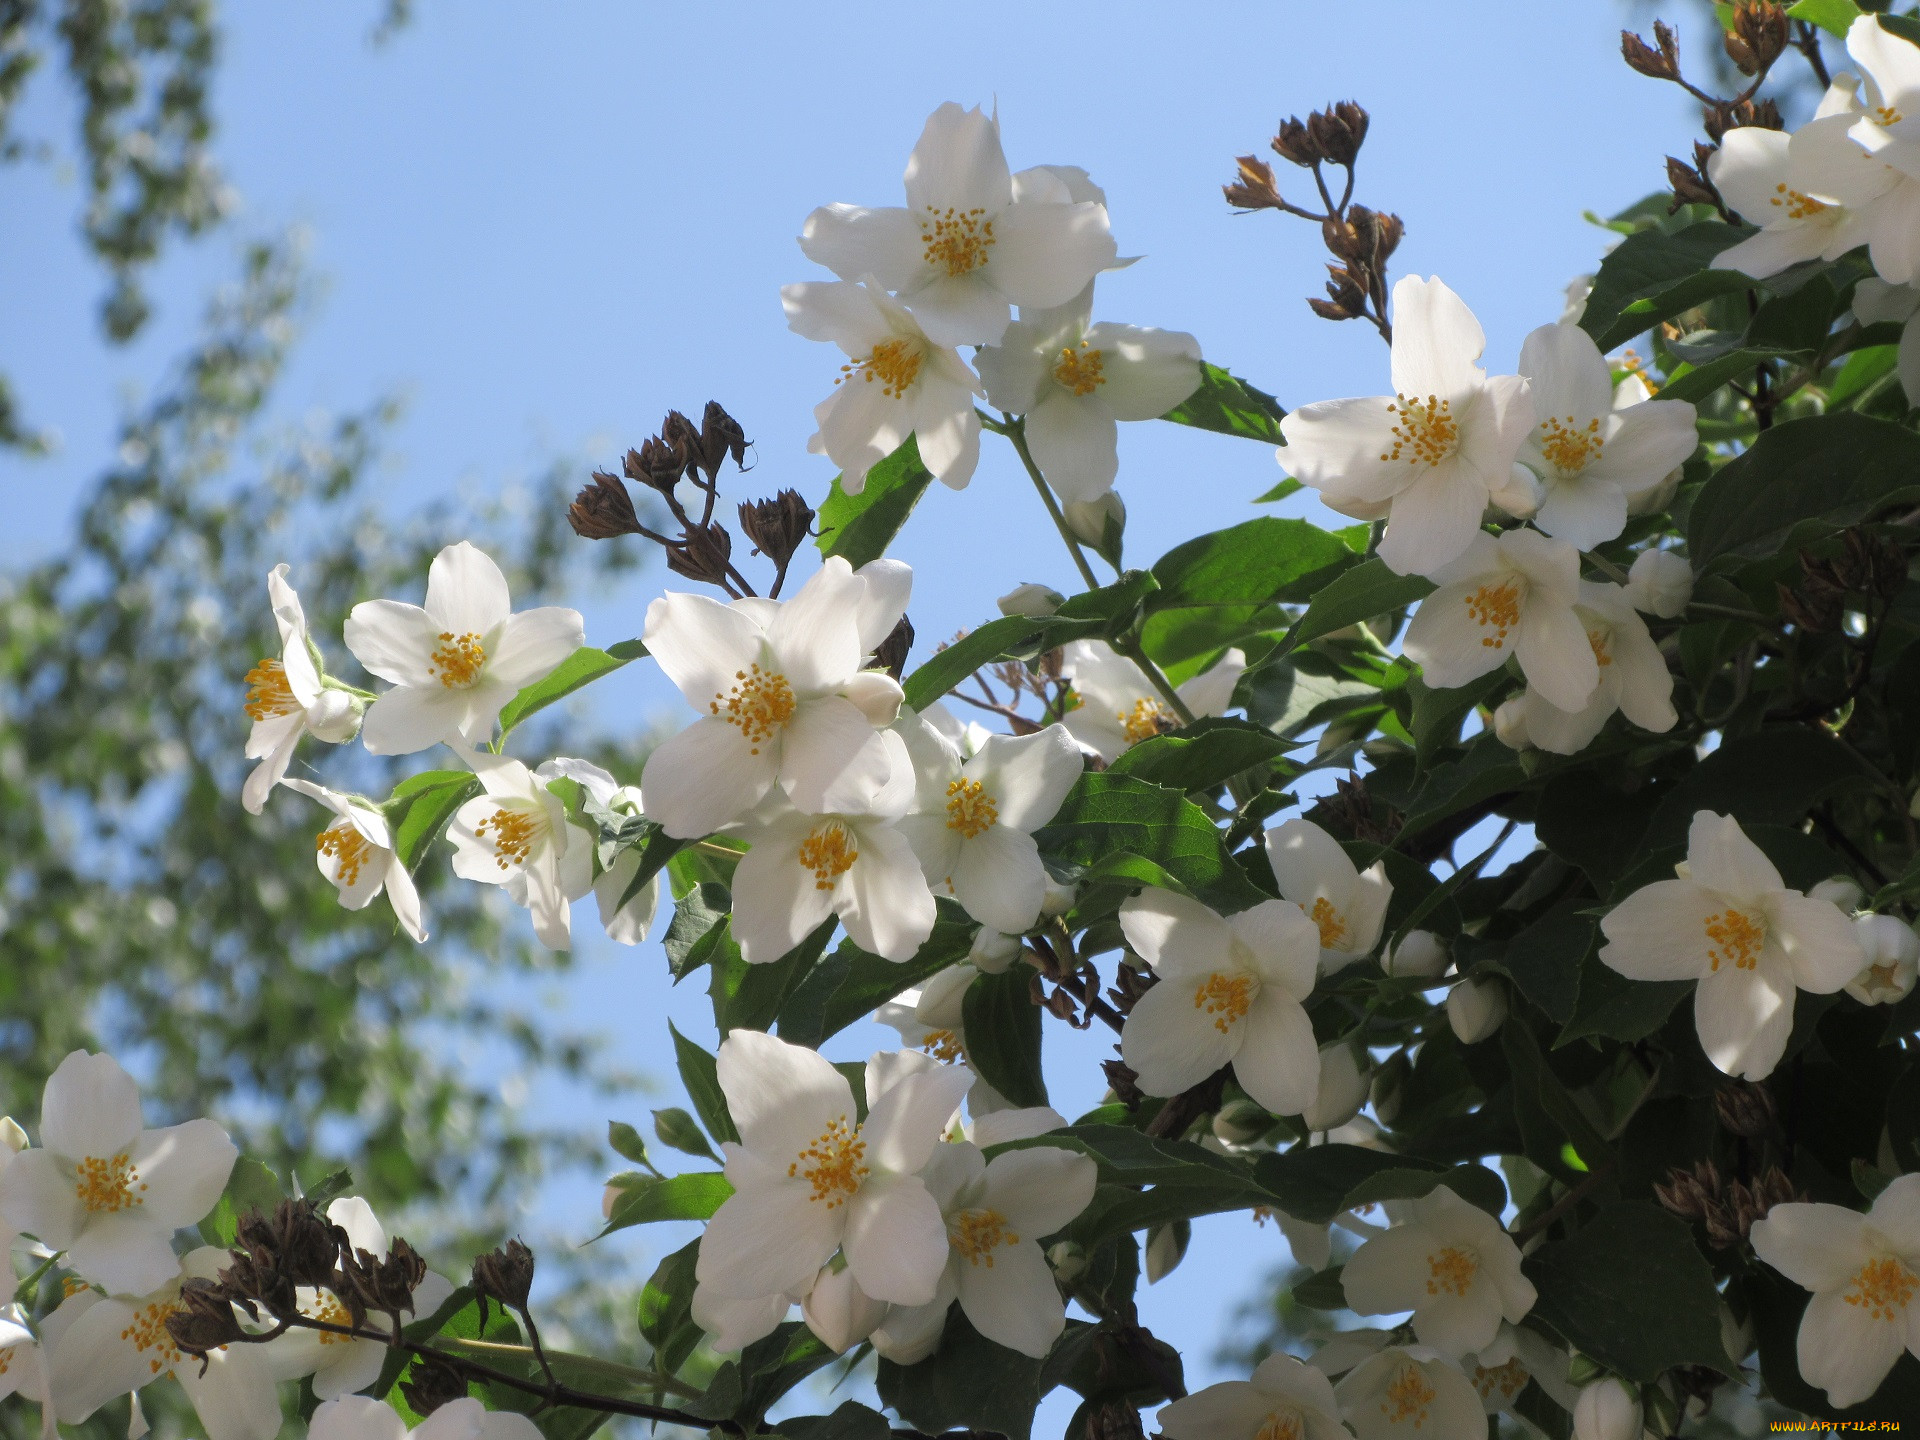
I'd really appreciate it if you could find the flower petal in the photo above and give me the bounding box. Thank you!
[697,1183,838,1301]
[1797,1283,1909,1409]
[423,542,512,638]
[359,684,466,757]
[486,607,586,691]
[177,1341,283,1440]
[903,103,1012,217]
[988,201,1118,311]
[1514,595,1600,712]
[843,1170,950,1306]
[909,380,983,488]
[1024,393,1118,503]
[717,1028,855,1162]
[731,821,837,965]
[42,1050,143,1161]
[1229,900,1322,1000]
[1277,396,1412,503]
[342,600,440,687]
[0,1148,83,1248]
[1087,323,1204,420]
[1389,276,1487,402]
[863,1061,973,1176]
[1517,322,1612,423]
[1120,968,1241,1097]
[955,1235,1066,1357]
[1696,953,1797,1080]
[1686,811,1784,900]
[981,1146,1097,1237]
[47,1297,160,1422]
[641,718,779,840]
[1599,878,1724,980]
[1118,889,1232,974]
[974,725,1082,833]
[1231,989,1321,1116]
[840,822,939,962]
[129,1118,237,1228]
[780,698,896,816]
[797,205,924,291]
[1751,1202,1871,1291]
[1770,891,1867,993]
[1378,463,1492,578]
[951,824,1048,935]
[65,1210,181,1295]
[643,592,767,713]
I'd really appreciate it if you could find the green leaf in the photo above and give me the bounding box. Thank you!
[1578,220,1753,352]
[1641,727,1882,850]
[377,1285,487,1411]
[1500,902,1593,1025]
[663,881,731,980]
[1341,1163,1508,1218]
[1278,558,1433,653]
[1159,362,1287,443]
[1106,716,1289,793]
[1140,517,1355,665]
[1830,342,1900,408]
[652,1107,720,1164]
[1688,413,1920,567]
[709,918,835,1036]
[1291,1266,1348,1310]
[815,436,934,568]
[1255,477,1302,503]
[387,769,480,872]
[613,824,695,913]
[1408,670,1506,765]
[876,1308,1046,1440]
[1501,1019,1615,1171]
[728,1322,839,1428]
[671,1022,737,1145]
[1032,771,1270,913]
[776,900,976,1048]
[1658,345,1800,404]
[497,644,639,738]
[1253,1144,1450,1225]
[198,1157,283,1246]
[1787,0,1862,38]
[606,1121,654,1169]
[638,1239,703,1375]
[962,967,1046,1108]
[597,1172,734,1238]
[777,1402,893,1440]
[1524,1203,1735,1381]
[1557,951,1691,1046]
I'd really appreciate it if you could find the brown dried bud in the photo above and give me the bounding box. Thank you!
[1324,265,1369,314]
[1270,117,1318,168]
[697,401,750,479]
[1622,29,1678,80]
[1702,1199,1743,1250]
[660,410,702,473]
[666,522,734,588]
[1307,101,1368,168]
[1725,1,1790,76]
[629,436,688,495]
[568,471,645,540]
[1666,155,1723,212]
[471,1239,535,1311]
[339,1237,429,1317]
[737,489,816,569]
[165,1280,247,1364]
[1725,1168,1801,1241]
[1101,1059,1143,1107]
[1321,214,1368,265]
[1224,155,1284,212]
[1083,1397,1147,1440]
[1654,19,1682,70]
[1654,1159,1722,1221]
[870,614,913,681]
[1713,1080,1777,1138]
[1373,210,1405,260]
[1308,297,1355,322]
[400,1356,470,1417]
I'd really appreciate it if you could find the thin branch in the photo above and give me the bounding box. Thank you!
[1512,1161,1618,1243]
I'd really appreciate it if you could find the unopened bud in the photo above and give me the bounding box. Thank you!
[736,489,815,570]
[400,1357,470,1417]
[1212,1098,1273,1146]
[1573,1378,1641,1440]
[1145,1220,1190,1284]
[1848,913,1920,1005]
[1447,977,1506,1044]
[1385,929,1450,980]
[1625,549,1692,618]
[997,582,1065,618]
[569,471,646,540]
[1047,1241,1088,1281]
[1487,463,1541,520]
[1492,696,1531,752]
[1713,1080,1776,1139]
[307,688,363,744]
[1301,1042,1370,1132]
[802,1263,887,1352]
[969,928,1023,975]
[471,1239,535,1310]
[1371,1050,1410,1126]
[1809,876,1864,911]
[1063,492,1124,563]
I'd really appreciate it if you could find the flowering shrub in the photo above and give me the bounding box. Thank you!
[8,6,1920,1438]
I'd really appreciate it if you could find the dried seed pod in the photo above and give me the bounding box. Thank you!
[1270,116,1319,168]
[737,489,816,569]
[471,1239,536,1310]
[568,471,645,540]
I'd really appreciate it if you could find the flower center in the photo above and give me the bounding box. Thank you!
[475,806,540,870]
[120,1299,183,1375]
[710,663,798,753]
[1588,628,1613,667]
[1844,1256,1919,1321]
[1053,343,1107,396]
[920,205,995,277]
[1877,104,1904,126]
[1255,1412,1304,1440]
[1308,896,1348,950]
[1472,1357,1529,1402]
[1379,393,1459,467]
[243,658,300,721]
[1464,579,1522,650]
[1381,1362,1436,1424]
[312,1291,354,1346]
[76,1152,147,1214]
[1864,961,1906,996]
[1425,1245,1479,1297]
[839,339,924,399]
[945,778,999,838]
[799,821,859,891]
[788,1115,867,1208]
[317,821,374,887]
[921,1028,966,1064]
[1769,181,1830,221]
[430,631,487,689]
[1193,972,1254,1034]
[1538,413,1605,474]
[950,1208,1020,1266]
[1120,697,1179,745]
[1704,908,1765,972]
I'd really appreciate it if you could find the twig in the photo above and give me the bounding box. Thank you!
[1512,1161,1617,1243]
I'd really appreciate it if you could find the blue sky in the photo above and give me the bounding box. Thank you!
[1,0,1713,1426]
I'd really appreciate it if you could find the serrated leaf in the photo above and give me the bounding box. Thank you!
[778,1402,893,1440]
[1278,558,1433,653]
[815,436,933,568]
[1140,516,1355,666]
[1408,670,1506,765]
[1159,362,1287,443]
[497,644,639,738]
[775,899,976,1048]
[663,881,731,980]
[671,1022,737,1145]
[962,967,1046,1108]
[709,918,835,1036]
[1033,771,1270,913]
[1106,716,1289,793]
[1578,220,1753,351]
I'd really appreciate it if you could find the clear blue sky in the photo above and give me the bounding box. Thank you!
[0,0,1713,1426]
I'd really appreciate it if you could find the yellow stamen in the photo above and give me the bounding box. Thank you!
[430,631,487,689]
[1877,104,1904,126]
[1193,972,1254,1034]
[1251,1205,1274,1227]
[243,658,300,721]
[1255,1412,1304,1440]
[119,1299,183,1376]
[76,1153,147,1214]
[799,821,859,891]
[1538,413,1605,474]
[1378,393,1459,467]
[709,664,797,754]
[787,1116,867,1208]
[317,822,374,887]
[1472,1358,1529,1402]
[1308,896,1348,950]
[1381,1362,1437,1424]
[1588,628,1613,667]
[1425,1245,1478,1297]
[945,778,999,838]
[1119,697,1178,745]
[1768,181,1830,220]
[920,205,995,276]
[921,1028,966,1064]
[1704,908,1765,972]
[950,1208,1019,1266]
[1053,343,1106,396]
[1844,1256,1918,1321]
[1464,580,1521,650]
[312,1292,354,1345]
[475,806,538,870]
[838,339,924,399]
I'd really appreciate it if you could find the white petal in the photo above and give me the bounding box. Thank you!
[65,1211,181,1296]
[853,559,914,654]
[423,542,512,638]
[342,600,440,687]
[780,697,896,815]
[1403,576,1512,691]
[1598,879,1725,980]
[129,1119,237,1228]
[903,103,1012,216]
[486,607,586,691]
[1696,954,1797,1080]
[42,1051,143,1161]
[1686,812,1783,900]
[843,1172,950,1305]
[910,379,983,487]
[177,1342,283,1440]
[1087,324,1205,420]
[1514,599,1599,713]
[769,558,866,694]
[839,823,938,962]
[1517,322,1612,422]
[1708,126,1793,219]
[987,201,1119,311]
[974,725,1082,833]
[641,718,779,840]
[1798,1284,1910,1408]
[1389,276,1487,402]
[0,1149,83,1248]
[1750,1203,1871,1291]
[1118,889,1233,973]
[1533,476,1629,551]
[241,723,302,816]
[1378,464,1491,578]
[1278,396,1413,503]
[359,685,466,757]
[863,1061,974,1176]
[1120,970,1241,1096]
[797,205,925,291]
[1230,990,1321,1116]
[955,1237,1066,1358]
[1341,1222,1434,1317]
[47,1298,163,1422]
[951,825,1048,935]
[1769,891,1867,993]
[642,592,767,712]
[1229,900,1322,999]
[1024,393,1119,503]
[697,1183,839,1300]
[310,1398,410,1440]
[901,275,1013,349]
[981,1147,1098,1236]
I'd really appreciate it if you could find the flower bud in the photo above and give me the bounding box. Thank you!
[1212,1098,1274,1146]
[1847,912,1920,1005]
[1487,464,1542,520]
[997,582,1065,618]
[1573,1378,1641,1440]
[0,1117,26,1153]
[308,688,363,744]
[1064,492,1124,561]
[1712,1080,1776,1138]
[1492,696,1531,751]
[1041,877,1079,918]
[1625,549,1692,618]
[1810,876,1864,911]
[1301,1043,1370,1132]
[802,1262,887,1352]
[1145,1220,1190,1284]
[1447,977,1507,1044]
[1047,1241,1087,1281]
[969,927,1024,975]
[1385,929,1450,980]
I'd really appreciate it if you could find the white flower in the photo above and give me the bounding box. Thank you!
[1264,818,1392,974]
[1845,17,1920,283]
[266,1198,456,1399]
[730,746,935,964]
[870,1136,1096,1360]
[997,582,1064,617]
[281,780,426,943]
[896,716,1082,934]
[343,542,584,755]
[1063,490,1125,551]
[1341,1186,1536,1358]
[1848,913,1920,1004]
[1625,548,1693,618]
[0,1051,236,1295]
[1513,580,1676,756]
[1156,1351,1350,1440]
[242,565,361,815]
[45,1248,280,1440]
[1464,1324,1575,1416]
[1749,1175,1920,1408]
[975,284,1203,502]
[1301,1043,1370,1132]
[1445,978,1507,1044]
[1334,1346,1486,1440]
[691,1284,800,1355]
[1854,277,1920,403]
[310,1395,540,1440]
[0,1309,44,1404]
[447,754,591,952]
[640,556,910,837]
[695,1034,972,1306]
[1384,930,1450,980]
[1059,639,1245,762]
[1572,1378,1642,1440]
[1514,323,1698,550]
[1600,811,1864,1079]
[536,759,660,946]
[1709,103,1899,280]
[783,279,986,492]
[875,964,976,1066]
[1277,276,1533,578]
[798,103,1118,348]
[1402,528,1597,712]
[1118,889,1322,1116]
[969,927,1024,973]
[801,1261,890,1353]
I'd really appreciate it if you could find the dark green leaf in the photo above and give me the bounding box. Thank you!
[1408,670,1506,765]
[776,1401,893,1440]
[1255,477,1302,503]
[962,967,1046,1108]
[1106,716,1289,793]
[1278,558,1433,653]
[1253,1145,1448,1225]
[1502,1019,1615,1170]
[1641,727,1881,850]
[662,881,731,979]
[652,1107,720,1164]
[388,770,479,872]
[815,436,934,568]
[1558,951,1691,1046]
[597,1172,734,1238]
[1501,903,1593,1026]
[497,645,638,737]
[1159,362,1287,443]
[776,900,976,1048]
[709,918,836,1036]
[1141,517,1355,665]
[876,1308,1046,1440]
[1291,1266,1348,1309]
[671,1022,738,1145]
[733,1322,839,1428]
[1579,220,1753,351]
[1523,1203,1735,1381]
[1033,772,1270,913]
[1341,1163,1507,1218]
[1658,345,1799,403]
